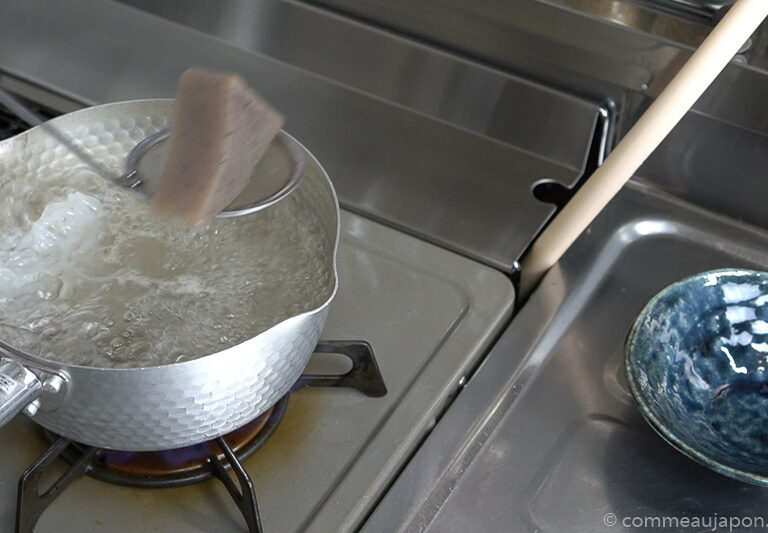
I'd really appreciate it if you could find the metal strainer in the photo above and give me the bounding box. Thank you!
[0,88,304,218]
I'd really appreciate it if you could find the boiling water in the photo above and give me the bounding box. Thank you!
[0,164,333,368]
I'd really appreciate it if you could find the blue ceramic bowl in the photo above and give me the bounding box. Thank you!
[625,269,768,486]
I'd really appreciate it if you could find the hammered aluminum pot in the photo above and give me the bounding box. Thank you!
[0,99,339,451]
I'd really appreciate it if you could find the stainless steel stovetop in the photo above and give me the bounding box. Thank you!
[366,182,768,532]
[1,0,768,532]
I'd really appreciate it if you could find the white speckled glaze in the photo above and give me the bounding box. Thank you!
[0,100,339,450]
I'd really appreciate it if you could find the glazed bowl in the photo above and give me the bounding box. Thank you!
[625,269,768,486]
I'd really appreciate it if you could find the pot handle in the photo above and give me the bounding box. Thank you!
[0,357,43,426]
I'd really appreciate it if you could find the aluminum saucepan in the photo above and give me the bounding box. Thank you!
[0,99,339,451]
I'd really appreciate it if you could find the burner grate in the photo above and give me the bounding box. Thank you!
[42,396,289,488]
[15,340,386,533]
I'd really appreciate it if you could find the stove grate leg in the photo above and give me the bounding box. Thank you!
[296,340,387,397]
[16,438,98,533]
[208,437,263,533]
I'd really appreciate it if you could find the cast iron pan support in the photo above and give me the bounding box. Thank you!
[296,340,386,397]
[16,439,98,533]
[15,339,386,532]
[209,437,263,533]
[16,438,266,533]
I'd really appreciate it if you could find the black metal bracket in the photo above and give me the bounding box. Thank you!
[208,437,263,533]
[295,340,387,397]
[16,438,98,533]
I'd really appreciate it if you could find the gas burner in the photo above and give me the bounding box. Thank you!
[15,340,386,533]
[42,396,289,488]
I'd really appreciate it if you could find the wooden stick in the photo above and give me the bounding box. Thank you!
[519,0,768,299]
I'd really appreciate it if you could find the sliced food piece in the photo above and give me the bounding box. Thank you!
[151,67,285,225]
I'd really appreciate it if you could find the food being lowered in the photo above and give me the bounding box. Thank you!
[151,67,285,225]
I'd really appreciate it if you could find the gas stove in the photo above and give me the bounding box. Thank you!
[0,72,517,533]
[0,85,513,533]
[0,2,524,530]
[1,0,767,532]
[14,342,386,533]
[0,206,513,532]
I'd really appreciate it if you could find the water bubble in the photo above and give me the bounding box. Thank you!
[80,321,100,339]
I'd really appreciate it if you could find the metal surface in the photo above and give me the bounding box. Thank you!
[115,0,598,173]
[16,336,387,527]
[208,437,263,533]
[0,0,604,271]
[636,110,768,236]
[0,341,72,414]
[306,0,768,136]
[122,128,306,217]
[45,397,289,488]
[0,99,340,451]
[0,359,42,427]
[118,0,768,243]
[639,0,736,18]
[17,434,270,533]
[0,207,514,532]
[9,0,768,531]
[289,0,768,236]
[16,439,98,533]
[309,0,713,47]
[0,86,307,219]
[365,182,768,532]
[0,87,117,184]
[0,89,308,218]
[295,340,387,397]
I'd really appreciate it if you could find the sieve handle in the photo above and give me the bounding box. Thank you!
[0,87,117,183]
[0,357,43,426]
